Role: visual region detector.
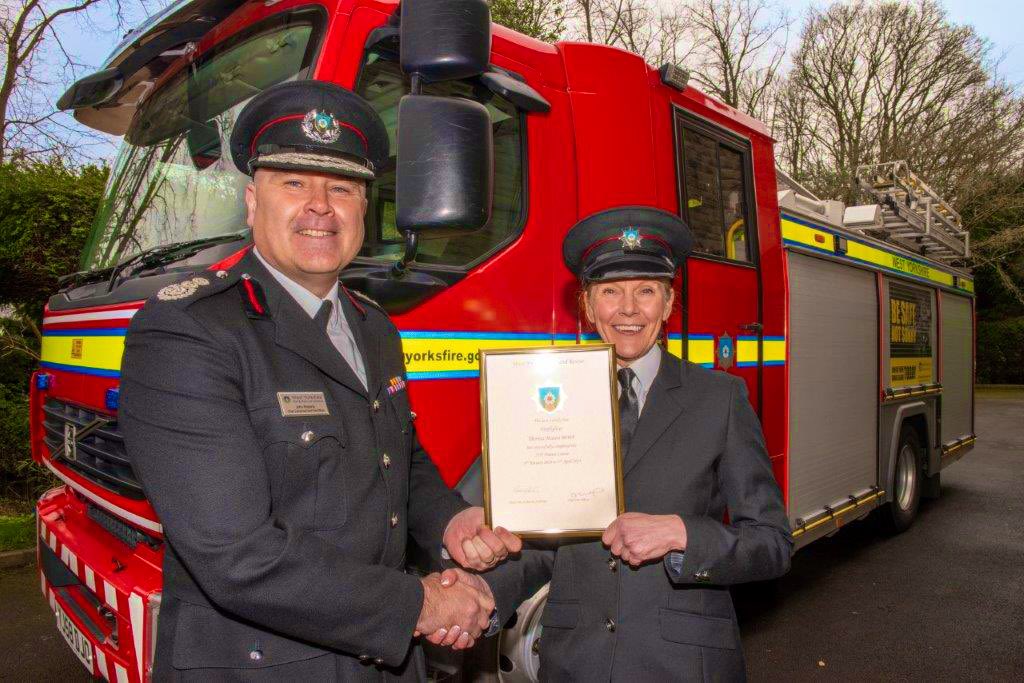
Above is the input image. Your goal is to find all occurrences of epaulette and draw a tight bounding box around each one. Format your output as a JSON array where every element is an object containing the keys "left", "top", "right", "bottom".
[{"left": 152, "top": 267, "right": 241, "bottom": 307}]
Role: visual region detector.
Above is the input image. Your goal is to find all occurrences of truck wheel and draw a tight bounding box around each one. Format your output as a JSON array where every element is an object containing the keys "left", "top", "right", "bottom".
[
  {"left": 497, "top": 584, "right": 548, "bottom": 683},
  {"left": 882, "top": 425, "right": 924, "bottom": 533}
]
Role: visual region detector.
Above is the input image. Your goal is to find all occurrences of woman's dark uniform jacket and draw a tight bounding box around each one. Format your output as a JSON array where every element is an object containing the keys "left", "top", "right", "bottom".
[
  {"left": 119, "top": 250, "right": 472, "bottom": 680},
  {"left": 484, "top": 354, "right": 793, "bottom": 682}
]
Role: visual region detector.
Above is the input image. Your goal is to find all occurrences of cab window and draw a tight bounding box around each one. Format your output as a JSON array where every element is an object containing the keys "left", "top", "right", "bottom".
[
  {"left": 354, "top": 48, "right": 525, "bottom": 269},
  {"left": 675, "top": 113, "right": 755, "bottom": 263}
]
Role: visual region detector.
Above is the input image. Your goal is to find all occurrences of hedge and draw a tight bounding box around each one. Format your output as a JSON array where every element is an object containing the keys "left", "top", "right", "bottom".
[{"left": 976, "top": 317, "right": 1024, "bottom": 384}]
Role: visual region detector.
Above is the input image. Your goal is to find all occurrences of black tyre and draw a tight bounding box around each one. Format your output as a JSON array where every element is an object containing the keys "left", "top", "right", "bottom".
[{"left": 881, "top": 425, "right": 924, "bottom": 533}]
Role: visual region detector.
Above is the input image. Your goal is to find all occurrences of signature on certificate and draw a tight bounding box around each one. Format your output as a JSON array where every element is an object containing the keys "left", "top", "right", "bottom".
[{"left": 568, "top": 487, "right": 606, "bottom": 502}]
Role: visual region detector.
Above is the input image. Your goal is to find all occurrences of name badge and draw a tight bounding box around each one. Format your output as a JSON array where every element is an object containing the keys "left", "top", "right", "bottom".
[{"left": 277, "top": 392, "right": 330, "bottom": 417}]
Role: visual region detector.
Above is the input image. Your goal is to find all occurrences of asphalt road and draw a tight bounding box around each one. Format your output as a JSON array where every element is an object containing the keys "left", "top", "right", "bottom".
[{"left": 2, "top": 391, "right": 1022, "bottom": 681}]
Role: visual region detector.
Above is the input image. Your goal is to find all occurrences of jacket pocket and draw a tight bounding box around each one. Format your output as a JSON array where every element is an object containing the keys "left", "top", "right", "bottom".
[
  {"left": 540, "top": 600, "right": 580, "bottom": 629},
  {"left": 658, "top": 608, "right": 738, "bottom": 650},
  {"left": 255, "top": 412, "right": 348, "bottom": 530},
  {"left": 170, "top": 600, "right": 329, "bottom": 670}
]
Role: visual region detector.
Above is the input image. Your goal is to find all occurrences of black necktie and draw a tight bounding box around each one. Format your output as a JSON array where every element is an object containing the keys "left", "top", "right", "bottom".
[
  {"left": 618, "top": 367, "right": 639, "bottom": 456},
  {"left": 314, "top": 300, "right": 332, "bottom": 330}
]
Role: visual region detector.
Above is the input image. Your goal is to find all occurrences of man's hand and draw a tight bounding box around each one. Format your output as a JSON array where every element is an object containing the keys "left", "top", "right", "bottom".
[
  {"left": 443, "top": 506, "right": 522, "bottom": 571},
  {"left": 416, "top": 570, "right": 495, "bottom": 650},
  {"left": 602, "top": 512, "right": 687, "bottom": 568}
]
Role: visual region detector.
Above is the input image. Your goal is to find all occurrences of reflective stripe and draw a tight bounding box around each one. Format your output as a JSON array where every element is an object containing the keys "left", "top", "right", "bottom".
[
  {"left": 95, "top": 648, "right": 110, "bottom": 681},
  {"left": 104, "top": 581, "right": 118, "bottom": 610},
  {"left": 40, "top": 334, "right": 125, "bottom": 375},
  {"left": 42, "top": 458, "right": 163, "bottom": 533},
  {"left": 85, "top": 566, "right": 97, "bottom": 592},
  {"left": 43, "top": 308, "right": 139, "bottom": 325},
  {"left": 781, "top": 213, "right": 973, "bottom": 293},
  {"left": 129, "top": 593, "right": 145, "bottom": 682},
  {"left": 115, "top": 663, "right": 129, "bottom": 683}
]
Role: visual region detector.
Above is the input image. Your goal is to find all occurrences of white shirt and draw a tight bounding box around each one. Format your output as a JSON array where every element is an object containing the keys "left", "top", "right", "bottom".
[{"left": 253, "top": 247, "right": 367, "bottom": 389}]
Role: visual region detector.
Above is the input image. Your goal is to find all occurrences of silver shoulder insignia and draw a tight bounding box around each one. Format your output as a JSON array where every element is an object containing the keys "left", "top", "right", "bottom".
[
  {"left": 350, "top": 289, "right": 382, "bottom": 309},
  {"left": 157, "top": 277, "right": 211, "bottom": 301}
]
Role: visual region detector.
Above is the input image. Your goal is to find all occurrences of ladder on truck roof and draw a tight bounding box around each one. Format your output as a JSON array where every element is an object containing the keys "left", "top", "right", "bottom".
[{"left": 854, "top": 161, "right": 969, "bottom": 262}]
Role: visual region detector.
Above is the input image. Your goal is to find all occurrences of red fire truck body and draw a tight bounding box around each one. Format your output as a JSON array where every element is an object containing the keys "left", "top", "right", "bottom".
[{"left": 31, "top": 0, "right": 976, "bottom": 679}]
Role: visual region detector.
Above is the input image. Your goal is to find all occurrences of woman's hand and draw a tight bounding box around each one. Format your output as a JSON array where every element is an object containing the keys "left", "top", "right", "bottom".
[
  {"left": 602, "top": 512, "right": 687, "bottom": 568},
  {"left": 443, "top": 506, "right": 523, "bottom": 570}
]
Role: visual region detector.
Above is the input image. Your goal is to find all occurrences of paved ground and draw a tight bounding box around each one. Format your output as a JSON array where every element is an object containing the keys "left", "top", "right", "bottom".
[
  {"left": 2, "top": 392, "right": 1021, "bottom": 681},
  {"left": 737, "top": 390, "right": 1024, "bottom": 681}
]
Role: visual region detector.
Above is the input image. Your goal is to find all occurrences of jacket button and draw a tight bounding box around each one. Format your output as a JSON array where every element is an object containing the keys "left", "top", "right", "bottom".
[
  {"left": 607, "top": 557, "right": 617, "bottom": 572},
  {"left": 374, "top": 657, "right": 384, "bottom": 665},
  {"left": 300, "top": 430, "right": 315, "bottom": 443},
  {"left": 372, "top": 400, "right": 381, "bottom": 412},
  {"left": 358, "top": 654, "right": 371, "bottom": 662},
  {"left": 390, "top": 513, "right": 399, "bottom": 527},
  {"left": 249, "top": 649, "right": 263, "bottom": 661},
  {"left": 382, "top": 454, "right": 391, "bottom": 469},
  {"left": 605, "top": 618, "right": 616, "bottom": 632},
  {"left": 216, "top": 270, "right": 228, "bottom": 279}
]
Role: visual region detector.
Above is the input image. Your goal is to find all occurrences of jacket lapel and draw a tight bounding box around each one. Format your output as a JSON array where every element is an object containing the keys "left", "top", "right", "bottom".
[
  {"left": 338, "top": 289, "right": 383, "bottom": 399},
  {"left": 622, "top": 354, "right": 692, "bottom": 476},
  {"left": 243, "top": 253, "right": 369, "bottom": 399}
]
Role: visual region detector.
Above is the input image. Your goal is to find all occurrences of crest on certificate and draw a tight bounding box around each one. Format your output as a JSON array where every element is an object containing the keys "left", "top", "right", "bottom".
[{"left": 537, "top": 386, "right": 562, "bottom": 412}]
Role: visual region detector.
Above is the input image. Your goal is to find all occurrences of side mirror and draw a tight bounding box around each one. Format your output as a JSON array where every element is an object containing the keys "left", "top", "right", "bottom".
[
  {"left": 400, "top": 0, "right": 491, "bottom": 83},
  {"left": 57, "top": 68, "right": 123, "bottom": 110},
  {"left": 396, "top": 95, "right": 493, "bottom": 236}
]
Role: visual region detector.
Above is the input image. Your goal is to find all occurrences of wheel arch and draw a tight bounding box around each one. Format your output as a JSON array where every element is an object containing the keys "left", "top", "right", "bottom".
[{"left": 882, "top": 401, "right": 929, "bottom": 506}]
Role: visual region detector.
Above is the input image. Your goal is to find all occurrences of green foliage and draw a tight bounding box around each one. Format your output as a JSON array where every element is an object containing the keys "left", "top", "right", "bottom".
[
  {"left": 0, "top": 160, "right": 104, "bottom": 506},
  {"left": 0, "top": 382, "right": 49, "bottom": 503},
  {"left": 0, "top": 514, "right": 35, "bottom": 551},
  {"left": 489, "top": 0, "right": 566, "bottom": 42},
  {"left": 976, "top": 317, "right": 1024, "bottom": 384},
  {"left": 0, "top": 160, "right": 109, "bottom": 316}
]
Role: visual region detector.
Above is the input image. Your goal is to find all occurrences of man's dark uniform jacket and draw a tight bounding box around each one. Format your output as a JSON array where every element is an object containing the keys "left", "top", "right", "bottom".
[{"left": 120, "top": 249, "right": 470, "bottom": 680}]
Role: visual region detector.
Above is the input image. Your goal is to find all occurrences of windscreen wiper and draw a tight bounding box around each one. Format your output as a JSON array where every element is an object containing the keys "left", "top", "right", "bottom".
[{"left": 107, "top": 232, "right": 249, "bottom": 290}]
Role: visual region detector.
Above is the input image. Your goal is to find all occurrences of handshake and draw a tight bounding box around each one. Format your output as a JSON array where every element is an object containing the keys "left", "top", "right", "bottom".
[{"left": 414, "top": 506, "right": 524, "bottom": 650}]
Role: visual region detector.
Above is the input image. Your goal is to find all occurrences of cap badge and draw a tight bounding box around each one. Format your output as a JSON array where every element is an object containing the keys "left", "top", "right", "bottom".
[
  {"left": 302, "top": 109, "right": 341, "bottom": 144},
  {"left": 619, "top": 227, "right": 643, "bottom": 250},
  {"left": 157, "top": 277, "right": 210, "bottom": 301}
]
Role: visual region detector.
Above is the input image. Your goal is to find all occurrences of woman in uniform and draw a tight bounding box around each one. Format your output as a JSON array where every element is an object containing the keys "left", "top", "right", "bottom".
[{"left": 478, "top": 206, "right": 792, "bottom": 682}]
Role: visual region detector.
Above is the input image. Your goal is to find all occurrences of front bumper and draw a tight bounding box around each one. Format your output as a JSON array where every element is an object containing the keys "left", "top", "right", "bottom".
[{"left": 37, "top": 486, "right": 162, "bottom": 682}]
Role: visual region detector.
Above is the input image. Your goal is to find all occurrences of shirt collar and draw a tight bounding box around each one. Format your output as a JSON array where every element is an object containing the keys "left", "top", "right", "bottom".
[
  {"left": 253, "top": 246, "right": 339, "bottom": 320},
  {"left": 626, "top": 343, "right": 662, "bottom": 401}
]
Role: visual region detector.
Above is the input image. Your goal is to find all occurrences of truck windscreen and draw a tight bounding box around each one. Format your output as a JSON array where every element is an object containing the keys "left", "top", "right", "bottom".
[{"left": 79, "top": 9, "right": 323, "bottom": 271}]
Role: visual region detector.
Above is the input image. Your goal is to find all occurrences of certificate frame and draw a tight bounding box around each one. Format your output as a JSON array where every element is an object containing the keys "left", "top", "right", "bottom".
[{"left": 479, "top": 344, "right": 625, "bottom": 539}]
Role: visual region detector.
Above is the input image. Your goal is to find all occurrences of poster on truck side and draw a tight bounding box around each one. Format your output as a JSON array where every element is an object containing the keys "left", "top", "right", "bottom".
[{"left": 888, "top": 282, "right": 934, "bottom": 387}]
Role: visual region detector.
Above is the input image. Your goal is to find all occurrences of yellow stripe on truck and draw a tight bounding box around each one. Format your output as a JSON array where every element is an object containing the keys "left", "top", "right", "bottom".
[{"left": 781, "top": 214, "right": 973, "bottom": 294}]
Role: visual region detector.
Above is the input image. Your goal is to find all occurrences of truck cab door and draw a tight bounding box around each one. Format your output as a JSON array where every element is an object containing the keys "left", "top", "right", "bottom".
[{"left": 673, "top": 110, "right": 762, "bottom": 410}]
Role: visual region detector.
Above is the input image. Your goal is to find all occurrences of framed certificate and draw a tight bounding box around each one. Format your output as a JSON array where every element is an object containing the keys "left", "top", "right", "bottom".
[{"left": 480, "top": 344, "right": 625, "bottom": 538}]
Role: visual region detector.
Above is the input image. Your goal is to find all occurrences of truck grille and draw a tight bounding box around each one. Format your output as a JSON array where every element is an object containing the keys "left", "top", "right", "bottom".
[{"left": 42, "top": 399, "right": 145, "bottom": 499}]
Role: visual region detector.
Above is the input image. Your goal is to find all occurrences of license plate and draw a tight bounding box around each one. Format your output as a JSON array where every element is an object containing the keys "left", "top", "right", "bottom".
[{"left": 55, "top": 600, "right": 94, "bottom": 672}]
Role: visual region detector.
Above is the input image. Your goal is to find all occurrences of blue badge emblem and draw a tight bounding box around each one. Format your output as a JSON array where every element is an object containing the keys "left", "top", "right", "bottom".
[
  {"left": 538, "top": 386, "right": 561, "bottom": 412},
  {"left": 302, "top": 109, "right": 341, "bottom": 143},
  {"left": 619, "top": 227, "right": 643, "bottom": 250},
  {"left": 716, "top": 333, "right": 734, "bottom": 369}
]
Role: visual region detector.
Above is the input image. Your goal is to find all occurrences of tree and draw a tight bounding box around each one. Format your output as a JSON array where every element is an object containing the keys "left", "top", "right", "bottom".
[
  {"left": 564, "top": 0, "right": 685, "bottom": 66},
  {"left": 490, "top": 0, "right": 568, "bottom": 42},
  {"left": 0, "top": 159, "right": 108, "bottom": 324},
  {"left": 781, "top": 0, "right": 1024, "bottom": 204},
  {"left": 682, "top": 0, "right": 789, "bottom": 120},
  {"left": 0, "top": 160, "right": 106, "bottom": 504},
  {"left": 0, "top": 0, "right": 142, "bottom": 162}
]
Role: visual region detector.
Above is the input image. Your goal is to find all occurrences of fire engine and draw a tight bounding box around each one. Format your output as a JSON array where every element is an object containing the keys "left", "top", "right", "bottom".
[{"left": 32, "top": 0, "right": 976, "bottom": 680}]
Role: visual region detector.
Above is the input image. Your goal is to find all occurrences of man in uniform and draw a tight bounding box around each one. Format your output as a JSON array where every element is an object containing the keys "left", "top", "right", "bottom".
[{"left": 120, "top": 80, "right": 518, "bottom": 680}]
